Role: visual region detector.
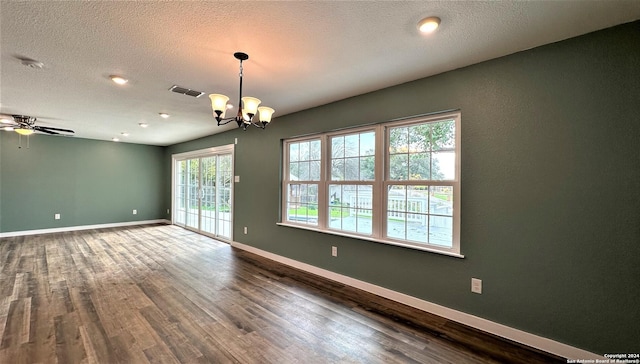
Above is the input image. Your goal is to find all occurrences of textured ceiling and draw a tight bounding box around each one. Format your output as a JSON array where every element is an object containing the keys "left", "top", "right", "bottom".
[{"left": 1, "top": 1, "right": 639, "bottom": 146}]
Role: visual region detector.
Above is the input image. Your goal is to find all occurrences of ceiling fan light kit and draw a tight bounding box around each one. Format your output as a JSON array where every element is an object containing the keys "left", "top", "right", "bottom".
[
  {"left": 15, "top": 128, "right": 35, "bottom": 136},
  {"left": 209, "top": 52, "right": 275, "bottom": 131}
]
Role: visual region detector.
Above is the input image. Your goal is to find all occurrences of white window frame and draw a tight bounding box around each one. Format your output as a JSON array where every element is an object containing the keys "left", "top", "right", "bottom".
[
  {"left": 279, "top": 111, "right": 462, "bottom": 258},
  {"left": 282, "top": 137, "right": 324, "bottom": 227},
  {"left": 326, "top": 127, "right": 378, "bottom": 236}
]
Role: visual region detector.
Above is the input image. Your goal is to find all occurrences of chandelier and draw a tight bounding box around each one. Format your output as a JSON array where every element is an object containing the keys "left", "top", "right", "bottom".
[{"left": 209, "top": 52, "right": 275, "bottom": 131}]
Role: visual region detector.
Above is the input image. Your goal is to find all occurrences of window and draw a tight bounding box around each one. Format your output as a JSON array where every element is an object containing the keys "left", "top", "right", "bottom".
[
  {"left": 329, "top": 131, "right": 376, "bottom": 235},
  {"left": 281, "top": 112, "right": 461, "bottom": 255},
  {"left": 386, "top": 119, "right": 456, "bottom": 248},
  {"left": 286, "top": 139, "right": 321, "bottom": 225}
]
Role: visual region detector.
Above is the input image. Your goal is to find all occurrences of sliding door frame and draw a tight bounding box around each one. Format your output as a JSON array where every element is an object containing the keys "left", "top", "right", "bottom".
[{"left": 171, "top": 144, "right": 235, "bottom": 242}]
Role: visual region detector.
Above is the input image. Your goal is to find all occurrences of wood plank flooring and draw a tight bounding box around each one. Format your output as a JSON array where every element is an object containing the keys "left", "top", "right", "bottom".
[{"left": 0, "top": 224, "right": 565, "bottom": 363}]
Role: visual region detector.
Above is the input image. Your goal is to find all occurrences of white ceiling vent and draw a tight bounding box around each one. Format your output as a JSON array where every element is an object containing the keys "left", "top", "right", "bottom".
[{"left": 169, "top": 85, "right": 205, "bottom": 98}]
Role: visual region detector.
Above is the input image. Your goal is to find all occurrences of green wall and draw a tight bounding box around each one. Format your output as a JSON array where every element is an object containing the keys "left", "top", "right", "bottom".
[
  {"left": 165, "top": 21, "right": 640, "bottom": 354},
  {"left": 0, "top": 133, "right": 167, "bottom": 232}
]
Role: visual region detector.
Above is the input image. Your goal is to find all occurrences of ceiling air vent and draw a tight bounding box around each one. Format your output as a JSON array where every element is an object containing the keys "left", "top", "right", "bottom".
[{"left": 169, "top": 85, "right": 205, "bottom": 98}]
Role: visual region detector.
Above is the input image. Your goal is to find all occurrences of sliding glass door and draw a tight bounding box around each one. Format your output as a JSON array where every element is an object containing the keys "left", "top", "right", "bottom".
[
  {"left": 200, "top": 154, "right": 233, "bottom": 237},
  {"left": 173, "top": 146, "right": 234, "bottom": 241}
]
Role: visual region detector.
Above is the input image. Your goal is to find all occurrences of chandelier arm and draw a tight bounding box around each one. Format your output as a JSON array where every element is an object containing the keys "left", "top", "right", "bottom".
[
  {"left": 249, "top": 121, "right": 266, "bottom": 129},
  {"left": 216, "top": 116, "right": 237, "bottom": 126},
  {"left": 241, "top": 121, "right": 265, "bottom": 131}
]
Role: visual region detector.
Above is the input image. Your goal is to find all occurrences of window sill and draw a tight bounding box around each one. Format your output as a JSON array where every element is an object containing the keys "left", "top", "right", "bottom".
[{"left": 276, "top": 222, "right": 465, "bottom": 259}]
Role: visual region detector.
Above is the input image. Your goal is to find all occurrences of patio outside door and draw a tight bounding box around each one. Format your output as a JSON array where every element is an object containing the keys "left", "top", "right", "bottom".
[{"left": 174, "top": 147, "right": 233, "bottom": 241}]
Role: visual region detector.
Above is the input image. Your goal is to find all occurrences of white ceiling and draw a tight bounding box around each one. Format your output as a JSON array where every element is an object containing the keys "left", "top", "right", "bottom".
[{"left": 1, "top": 1, "right": 639, "bottom": 146}]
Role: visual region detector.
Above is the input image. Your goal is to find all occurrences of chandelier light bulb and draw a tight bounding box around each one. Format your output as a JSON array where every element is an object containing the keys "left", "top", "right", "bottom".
[
  {"left": 258, "top": 106, "right": 275, "bottom": 124},
  {"left": 209, "top": 94, "right": 230, "bottom": 114},
  {"left": 241, "top": 97, "right": 261, "bottom": 119}
]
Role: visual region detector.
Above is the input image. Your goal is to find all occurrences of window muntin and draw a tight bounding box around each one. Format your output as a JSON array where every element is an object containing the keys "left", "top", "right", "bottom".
[
  {"left": 386, "top": 185, "right": 453, "bottom": 247},
  {"left": 286, "top": 183, "right": 319, "bottom": 225},
  {"left": 281, "top": 112, "right": 460, "bottom": 255},
  {"left": 330, "top": 131, "right": 375, "bottom": 181},
  {"left": 289, "top": 139, "right": 321, "bottom": 182},
  {"left": 328, "top": 184, "right": 373, "bottom": 235},
  {"left": 388, "top": 119, "right": 456, "bottom": 181}
]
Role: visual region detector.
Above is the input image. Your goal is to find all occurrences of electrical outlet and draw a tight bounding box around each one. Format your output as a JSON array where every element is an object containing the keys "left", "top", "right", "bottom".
[
  {"left": 471, "top": 278, "right": 482, "bottom": 294},
  {"left": 235, "top": 175, "right": 240, "bottom": 183},
  {"left": 54, "top": 213, "right": 61, "bottom": 220},
  {"left": 331, "top": 246, "right": 338, "bottom": 257},
  {"left": 244, "top": 226, "right": 248, "bottom": 234},
  {"left": 133, "top": 209, "right": 137, "bottom": 215},
  {"left": 167, "top": 209, "right": 170, "bottom": 214}
]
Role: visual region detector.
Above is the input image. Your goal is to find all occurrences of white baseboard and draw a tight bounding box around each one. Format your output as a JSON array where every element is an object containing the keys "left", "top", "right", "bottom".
[
  {"left": 0, "top": 219, "right": 171, "bottom": 238},
  {"left": 231, "top": 241, "right": 602, "bottom": 361}
]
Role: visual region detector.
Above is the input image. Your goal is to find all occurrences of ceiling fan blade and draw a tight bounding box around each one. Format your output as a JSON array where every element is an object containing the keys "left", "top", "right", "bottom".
[
  {"left": 34, "top": 127, "right": 59, "bottom": 135},
  {"left": 35, "top": 126, "right": 74, "bottom": 133},
  {"left": 1, "top": 117, "right": 20, "bottom": 126}
]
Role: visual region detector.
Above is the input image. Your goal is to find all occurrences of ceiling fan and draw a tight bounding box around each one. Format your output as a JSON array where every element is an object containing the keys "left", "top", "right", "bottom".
[{"left": 0, "top": 114, "right": 75, "bottom": 136}]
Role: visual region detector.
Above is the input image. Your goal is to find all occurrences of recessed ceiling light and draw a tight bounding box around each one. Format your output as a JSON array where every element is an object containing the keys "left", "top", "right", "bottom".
[
  {"left": 3, "top": 126, "right": 14, "bottom": 131},
  {"left": 159, "top": 113, "right": 170, "bottom": 119},
  {"left": 139, "top": 123, "right": 149, "bottom": 128},
  {"left": 110, "top": 75, "right": 128, "bottom": 85},
  {"left": 1, "top": 117, "right": 13, "bottom": 124},
  {"left": 226, "top": 104, "right": 234, "bottom": 110},
  {"left": 418, "top": 17, "right": 440, "bottom": 34},
  {"left": 112, "top": 137, "right": 120, "bottom": 142},
  {"left": 121, "top": 132, "right": 129, "bottom": 137}
]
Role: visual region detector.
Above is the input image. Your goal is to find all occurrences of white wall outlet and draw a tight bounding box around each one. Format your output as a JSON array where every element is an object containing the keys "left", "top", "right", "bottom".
[
  {"left": 234, "top": 175, "right": 240, "bottom": 183},
  {"left": 235, "top": 137, "right": 238, "bottom": 145},
  {"left": 167, "top": 209, "right": 170, "bottom": 214},
  {"left": 331, "top": 246, "right": 338, "bottom": 257},
  {"left": 132, "top": 209, "right": 137, "bottom": 215},
  {"left": 54, "top": 213, "right": 61, "bottom": 220},
  {"left": 471, "top": 278, "right": 482, "bottom": 294},
  {"left": 244, "top": 226, "right": 248, "bottom": 234}
]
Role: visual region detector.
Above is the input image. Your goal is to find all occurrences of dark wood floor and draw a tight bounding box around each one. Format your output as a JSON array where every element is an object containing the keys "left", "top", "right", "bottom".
[{"left": 0, "top": 224, "right": 564, "bottom": 363}]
